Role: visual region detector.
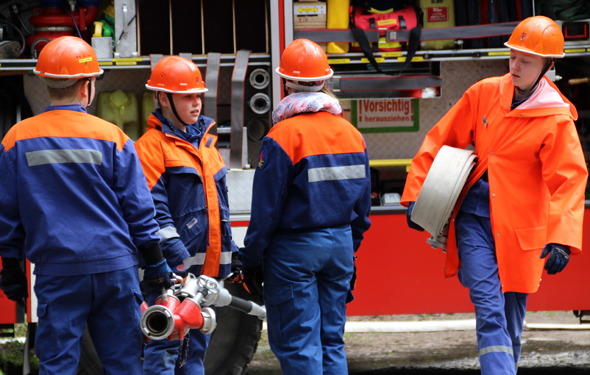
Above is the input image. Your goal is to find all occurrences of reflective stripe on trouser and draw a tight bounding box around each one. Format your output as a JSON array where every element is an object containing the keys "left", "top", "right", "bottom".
[
  {"left": 143, "top": 287, "right": 210, "bottom": 375},
  {"left": 34, "top": 267, "right": 144, "bottom": 375},
  {"left": 456, "top": 211, "right": 528, "bottom": 375},
  {"left": 263, "top": 224, "right": 354, "bottom": 375}
]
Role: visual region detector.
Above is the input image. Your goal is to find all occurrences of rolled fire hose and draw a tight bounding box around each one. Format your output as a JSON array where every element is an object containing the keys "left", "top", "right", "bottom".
[{"left": 410, "top": 145, "right": 476, "bottom": 251}]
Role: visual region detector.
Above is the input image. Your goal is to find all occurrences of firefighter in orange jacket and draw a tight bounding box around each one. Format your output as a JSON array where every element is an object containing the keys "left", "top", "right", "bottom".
[
  {"left": 402, "top": 17, "right": 587, "bottom": 375},
  {"left": 134, "top": 56, "right": 240, "bottom": 375}
]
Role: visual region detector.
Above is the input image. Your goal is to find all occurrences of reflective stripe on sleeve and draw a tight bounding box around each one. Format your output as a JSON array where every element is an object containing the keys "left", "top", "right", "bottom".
[
  {"left": 308, "top": 164, "right": 365, "bottom": 183},
  {"left": 184, "top": 251, "right": 232, "bottom": 267},
  {"left": 479, "top": 345, "right": 514, "bottom": 357},
  {"left": 26, "top": 149, "right": 103, "bottom": 166},
  {"left": 156, "top": 226, "right": 180, "bottom": 244}
]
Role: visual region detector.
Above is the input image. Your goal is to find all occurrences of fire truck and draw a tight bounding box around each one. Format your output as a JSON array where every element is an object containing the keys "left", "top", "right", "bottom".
[{"left": 1, "top": 0, "right": 590, "bottom": 373}]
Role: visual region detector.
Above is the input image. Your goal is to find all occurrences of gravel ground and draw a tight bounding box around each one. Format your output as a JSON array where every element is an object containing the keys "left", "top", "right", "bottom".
[{"left": 247, "top": 311, "right": 590, "bottom": 374}]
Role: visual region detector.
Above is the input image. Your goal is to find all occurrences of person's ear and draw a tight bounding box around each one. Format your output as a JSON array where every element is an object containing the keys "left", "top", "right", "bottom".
[
  {"left": 80, "top": 79, "right": 90, "bottom": 99},
  {"left": 158, "top": 92, "right": 169, "bottom": 108}
]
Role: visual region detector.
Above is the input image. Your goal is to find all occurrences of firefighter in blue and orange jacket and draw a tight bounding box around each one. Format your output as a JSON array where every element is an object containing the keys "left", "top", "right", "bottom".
[
  {"left": 134, "top": 56, "right": 240, "bottom": 375},
  {"left": 239, "top": 39, "right": 372, "bottom": 375},
  {"left": 0, "top": 36, "right": 171, "bottom": 374}
]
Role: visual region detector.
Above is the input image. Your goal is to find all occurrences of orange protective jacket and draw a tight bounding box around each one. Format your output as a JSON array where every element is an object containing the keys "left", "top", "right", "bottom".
[
  {"left": 135, "top": 113, "right": 235, "bottom": 277},
  {"left": 401, "top": 74, "right": 588, "bottom": 293}
]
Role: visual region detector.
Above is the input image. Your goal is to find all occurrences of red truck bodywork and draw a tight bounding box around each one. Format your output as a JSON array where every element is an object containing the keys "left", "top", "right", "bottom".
[{"left": 2, "top": 211, "right": 589, "bottom": 323}]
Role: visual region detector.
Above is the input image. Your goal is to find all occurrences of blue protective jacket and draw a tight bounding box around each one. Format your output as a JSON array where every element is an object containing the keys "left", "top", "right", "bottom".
[
  {"left": 134, "top": 110, "right": 237, "bottom": 278},
  {"left": 241, "top": 111, "right": 372, "bottom": 267},
  {"left": 0, "top": 105, "right": 161, "bottom": 276}
]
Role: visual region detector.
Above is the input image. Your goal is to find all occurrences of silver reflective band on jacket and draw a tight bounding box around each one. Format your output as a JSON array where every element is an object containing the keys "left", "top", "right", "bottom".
[
  {"left": 308, "top": 164, "right": 365, "bottom": 183},
  {"left": 184, "top": 252, "right": 232, "bottom": 267},
  {"left": 26, "top": 149, "right": 103, "bottom": 166},
  {"left": 156, "top": 226, "right": 180, "bottom": 244}
]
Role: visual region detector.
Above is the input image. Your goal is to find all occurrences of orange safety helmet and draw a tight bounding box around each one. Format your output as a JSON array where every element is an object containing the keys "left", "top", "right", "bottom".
[
  {"left": 505, "top": 16, "right": 565, "bottom": 58},
  {"left": 276, "top": 39, "right": 333, "bottom": 81},
  {"left": 145, "top": 56, "right": 208, "bottom": 94},
  {"left": 34, "top": 36, "right": 103, "bottom": 87}
]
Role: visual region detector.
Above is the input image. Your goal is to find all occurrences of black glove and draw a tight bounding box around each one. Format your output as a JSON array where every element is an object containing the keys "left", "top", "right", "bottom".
[
  {"left": 540, "top": 243, "right": 571, "bottom": 275},
  {"left": 231, "top": 251, "right": 243, "bottom": 275},
  {"left": 242, "top": 265, "right": 263, "bottom": 296},
  {"left": 406, "top": 201, "right": 424, "bottom": 231},
  {"left": 0, "top": 257, "right": 28, "bottom": 307},
  {"left": 143, "top": 259, "right": 174, "bottom": 289},
  {"left": 139, "top": 243, "right": 174, "bottom": 289},
  {"left": 225, "top": 252, "right": 245, "bottom": 284}
]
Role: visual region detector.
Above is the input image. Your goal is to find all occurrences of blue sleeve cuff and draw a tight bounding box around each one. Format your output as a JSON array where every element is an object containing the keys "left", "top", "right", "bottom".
[
  {"left": 239, "top": 247, "right": 261, "bottom": 268},
  {"left": 161, "top": 237, "right": 190, "bottom": 268},
  {"left": 353, "top": 239, "right": 362, "bottom": 252}
]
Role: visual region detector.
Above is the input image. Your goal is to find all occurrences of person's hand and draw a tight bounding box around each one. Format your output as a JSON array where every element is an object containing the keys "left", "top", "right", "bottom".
[
  {"left": 143, "top": 259, "right": 174, "bottom": 289},
  {"left": 540, "top": 243, "right": 571, "bottom": 275},
  {"left": 242, "top": 265, "right": 263, "bottom": 296},
  {"left": 172, "top": 263, "right": 189, "bottom": 279},
  {"left": 350, "top": 256, "right": 357, "bottom": 291},
  {"left": 231, "top": 252, "right": 243, "bottom": 276},
  {"left": 0, "top": 258, "right": 28, "bottom": 307},
  {"left": 406, "top": 201, "right": 424, "bottom": 231},
  {"left": 346, "top": 256, "right": 357, "bottom": 304},
  {"left": 225, "top": 252, "right": 245, "bottom": 284}
]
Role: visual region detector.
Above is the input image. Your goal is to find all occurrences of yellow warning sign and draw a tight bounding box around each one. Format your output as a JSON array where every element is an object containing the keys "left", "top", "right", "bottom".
[
  {"left": 377, "top": 19, "right": 397, "bottom": 27},
  {"left": 361, "top": 58, "right": 385, "bottom": 63},
  {"left": 328, "top": 58, "right": 350, "bottom": 64}
]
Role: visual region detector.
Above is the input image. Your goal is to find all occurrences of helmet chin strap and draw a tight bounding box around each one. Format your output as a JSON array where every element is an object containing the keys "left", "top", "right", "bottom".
[
  {"left": 516, "top": 59, "right": 554, "bottom": 97},
  {"left": 166, "top": 93, "right": 190, "bottom": 127},
  {"left": 285, "top": 81, "right": 324, "bottom": 92},
  {"left": 515, "top": 85, "right": 535, "bottom": 97},
  {"left": 86, "top": 78, "right": 93, "bottom": 108}
]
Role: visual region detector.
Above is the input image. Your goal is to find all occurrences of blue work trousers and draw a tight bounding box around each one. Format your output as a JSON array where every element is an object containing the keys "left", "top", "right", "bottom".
[
  {"left": 34, "top": 266, "right": 144, "bottom": 375},
  {"left": 143, "top": 287, "right": 210, "bottom": 375},
  {"left": 456, "top": 211, "right": 528, "bottom": 375},
  {"left": 263, "top": 225, "right": 354, "bottom": 375}
]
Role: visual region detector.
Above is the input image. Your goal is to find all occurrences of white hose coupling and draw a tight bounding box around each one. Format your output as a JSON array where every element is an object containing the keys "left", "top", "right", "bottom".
[{"left": 200, "top": 306, "right": 217, "bottom": 334}]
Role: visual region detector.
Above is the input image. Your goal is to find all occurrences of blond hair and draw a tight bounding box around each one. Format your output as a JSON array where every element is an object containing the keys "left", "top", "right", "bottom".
[{"left": 320, "top": 85, "right": 338, "bottom": 100}]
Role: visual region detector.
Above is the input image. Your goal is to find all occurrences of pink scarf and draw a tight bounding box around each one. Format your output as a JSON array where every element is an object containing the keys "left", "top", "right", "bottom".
[{"left": 272, "top": 92, "right": 342, "bottom": 124}]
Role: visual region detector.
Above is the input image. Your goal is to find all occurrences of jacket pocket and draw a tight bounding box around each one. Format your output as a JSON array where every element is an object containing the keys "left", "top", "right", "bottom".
[
  {"left": 265, "top": 284, "right": 297, "bottom": 343},
  {"left": 132, "top": 288, "right": 144, "bottom": 305},
  {"left": 175, "top": 209, "right": 207, "bottom": 249},
  {"left": 515, "top": 226, "right": 546, "bottom": 251},
  {"left": 220, "top": 206, "right": 231, "bottom": 237}
]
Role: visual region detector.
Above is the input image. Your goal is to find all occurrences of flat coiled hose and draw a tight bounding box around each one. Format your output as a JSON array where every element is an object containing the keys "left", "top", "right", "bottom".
[{"left": 411, "top": 145, "right": 476, "bottom": 251}]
